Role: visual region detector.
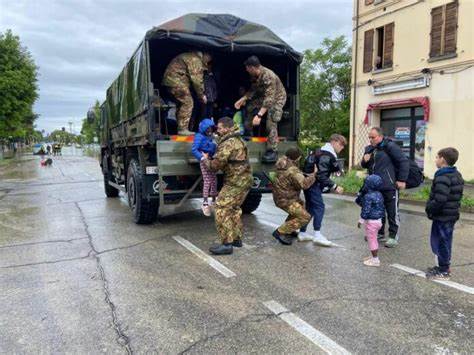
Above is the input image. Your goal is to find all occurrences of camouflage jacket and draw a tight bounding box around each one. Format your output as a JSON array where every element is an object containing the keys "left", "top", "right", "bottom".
[
  {"left": 246, "top": 66, "right": 287, "bottom": 109},
  {"left": 206, "top": 125, "right": 253, "bottom": 188},
  {"left": 273, "top": 156, "right": 316, "bottom": 208},
  {"left": 162, "top": 52, "right": 205, "bottom": 97}
]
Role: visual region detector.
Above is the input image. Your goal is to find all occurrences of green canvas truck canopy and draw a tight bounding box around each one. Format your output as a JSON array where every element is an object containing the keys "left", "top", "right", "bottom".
[{"left": 146, "top": 13, "right": 302, "bottom": 63}]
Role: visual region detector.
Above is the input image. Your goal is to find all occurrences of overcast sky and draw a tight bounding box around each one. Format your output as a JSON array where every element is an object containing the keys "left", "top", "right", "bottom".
[{"left": 0, "top": 0, "right": 353, "bottom": 134}]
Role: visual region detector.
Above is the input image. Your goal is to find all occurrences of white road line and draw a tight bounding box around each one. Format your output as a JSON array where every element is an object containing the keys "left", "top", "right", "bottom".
[
  {"left": 391, "top": 264, "right": 474, "bottom": 295},
  {"left": 257, "top": 218, "right": 343, "bottom": 248},
  {"left": 172, "top": 236, "right": 236, "bottom": 278},
  {"left": 263, "top": 300, "right": 351, "bottom": 355}
]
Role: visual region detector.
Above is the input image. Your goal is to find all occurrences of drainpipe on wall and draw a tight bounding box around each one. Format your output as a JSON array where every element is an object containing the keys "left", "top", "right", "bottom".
[{"left": 351, "top": 0, "right": 360, "bottom": 168}]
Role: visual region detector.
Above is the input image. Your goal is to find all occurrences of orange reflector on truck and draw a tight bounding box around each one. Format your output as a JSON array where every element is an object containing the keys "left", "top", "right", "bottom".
[
  {"left": 251, "top": 137, "right": 267, "bottom": 143},
  {"left": 170, "top": 135, "right": 195, "bottom": 142},
  {"left": 170, "top": 136, "right": 284, "bottom": 143}
]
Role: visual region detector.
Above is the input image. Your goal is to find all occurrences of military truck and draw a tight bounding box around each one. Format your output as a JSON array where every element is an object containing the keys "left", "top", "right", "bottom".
[{"left": 95, "top": 13, "right": 302, "bottom": 224}]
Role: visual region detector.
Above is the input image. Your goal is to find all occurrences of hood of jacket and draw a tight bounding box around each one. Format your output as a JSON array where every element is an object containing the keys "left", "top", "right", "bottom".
[
  {"left": 365, "top": 174, "right": 383, "bottom": 191},
  {"left": 217, "top": 124, "right": 241, "bottom": 144},
  {"left": 435, "top": 166, "right": 457, "bottom": 177},
  {"left": 275, "top": 156, "right": 298, "bottom": 171},
  {"left": 198, "top": 118, "right": 215, "bottom": 135},
  {"left": 320, "top": 142, "right": 337, "bottom": 158}
]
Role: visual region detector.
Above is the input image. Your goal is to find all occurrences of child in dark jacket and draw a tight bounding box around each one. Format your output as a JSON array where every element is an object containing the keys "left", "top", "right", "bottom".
[
  {"left": 192, "top": 119, "right": 217, "bottom": 216},
  {"left": 356, "top": 174, "right": 385, "bottom": 267},
  {"left": 425, "top": 147, "right": 464, "bottom": 280}
]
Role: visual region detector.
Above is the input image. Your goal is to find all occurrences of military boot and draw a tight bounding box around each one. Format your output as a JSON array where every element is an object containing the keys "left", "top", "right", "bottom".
[
  {"left": 232, "top": 239, "right": 243, "bottom": 248},
  {"left": 272, "top": 230, "right": 293, "bottom": 245},
  {"left": 177, "top": 129, "right": 195, "bottom": 136},
  {"left": 209, "top": 243, "right": 233, "bottom": 255},
  {"left": 262, "top": 150, "right": 278, "bottom": 163}
]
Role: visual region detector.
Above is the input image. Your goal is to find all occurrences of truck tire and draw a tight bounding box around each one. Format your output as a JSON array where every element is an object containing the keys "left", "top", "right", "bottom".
[
  {"left": 241, "top": 191, "right": 262, "bottom": 214},
  {"left": 127, "top": 159, "right": 158, "bottom": 224},
  {"left": 103, "top": 156, "right": 119, "bottom": 198}
]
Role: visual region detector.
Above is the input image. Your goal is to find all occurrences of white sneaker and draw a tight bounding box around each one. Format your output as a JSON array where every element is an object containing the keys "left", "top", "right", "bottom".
[
  {"left": 297, "top": 232, "right": 314, "bottom": 242},
  {"left": 312, "top": 233, "right": 333, "bottom": 247},
  {"left": 201, "top": 203, "right": 211, "bottom": 217},
  {"left": 363, "top": 257, "right": 380, "bottom": 267}
]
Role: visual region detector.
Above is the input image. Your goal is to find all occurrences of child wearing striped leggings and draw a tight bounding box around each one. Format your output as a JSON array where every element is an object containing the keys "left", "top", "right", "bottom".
[{"left": 192, "top": 119, "right": 217, "bottom": 216}]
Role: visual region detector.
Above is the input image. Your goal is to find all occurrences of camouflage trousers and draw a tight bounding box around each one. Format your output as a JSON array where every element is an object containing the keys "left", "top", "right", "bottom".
[
  {"left": 215, "top": 183, "right": 251, "bottom": 244},
  {"left": 168, "top": 86, "right": 194, "bottom": 131},
  {"left": 277, "top": 201, "right": 311, "bottom": 235},
  {"left": 246, "top": 101, "right": 284, "bottom": 151}
]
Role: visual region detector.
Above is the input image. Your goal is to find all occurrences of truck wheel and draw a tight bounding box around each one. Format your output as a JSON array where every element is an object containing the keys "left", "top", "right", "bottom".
[
  {"left": 241, "top": 191, "right": 262, "bottom": 214},
  {"left": 127, "top": 159, "right": 158, "bottom": 224},
  {"left": 103, "top": 156, "right": 119, "bottom": 198}
]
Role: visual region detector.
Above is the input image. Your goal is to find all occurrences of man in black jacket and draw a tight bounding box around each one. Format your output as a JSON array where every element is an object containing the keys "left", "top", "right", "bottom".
[
  {"left": 425, "top": 147, "right": 464, "bottom": 280},
  {"left": 300, "top": 134, "right": 346, "bottom": 246},
  {"left": 361, "top": 127, "right": 409, "bottom": 248}
]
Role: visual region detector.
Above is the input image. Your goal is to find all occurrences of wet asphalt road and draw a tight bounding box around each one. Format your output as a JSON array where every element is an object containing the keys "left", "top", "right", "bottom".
[{"left": 0, "top": 153, "right": 473, "bottom": 354}]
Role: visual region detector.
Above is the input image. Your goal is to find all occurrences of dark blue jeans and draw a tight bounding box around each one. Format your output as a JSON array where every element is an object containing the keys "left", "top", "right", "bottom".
[
  {"left": 430, "top": 220, "right": 455, "bottom": 272},
  {"left": 300, "top": 184, "right": 325, "bottom": 232}
]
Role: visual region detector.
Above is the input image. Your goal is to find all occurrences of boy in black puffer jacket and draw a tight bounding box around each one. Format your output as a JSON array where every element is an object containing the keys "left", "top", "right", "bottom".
[{"left": 425, "top": 147, "right": 464, "bottom": 280}]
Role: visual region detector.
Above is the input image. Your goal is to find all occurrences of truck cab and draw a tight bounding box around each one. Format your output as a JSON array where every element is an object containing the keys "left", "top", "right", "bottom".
[{"left": 97, "top": 13, "right": 302, "bottom": 223}]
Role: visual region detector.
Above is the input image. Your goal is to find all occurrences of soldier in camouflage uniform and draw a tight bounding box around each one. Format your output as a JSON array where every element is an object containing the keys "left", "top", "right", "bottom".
[
  {"left": 272, "top": 148, "right": 317, "bottom": 245},
  {"left": 234, "top": 55, "right": 287, "bottom": 162},
  {"left": 202, "top": 117, "right": 253, "bottom": 255},
  {"left": 162, "top": 51, "right": 212, "bottom": 135}
]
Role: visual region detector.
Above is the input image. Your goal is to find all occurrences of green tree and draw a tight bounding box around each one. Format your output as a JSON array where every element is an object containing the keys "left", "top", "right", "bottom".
[
  {"left": 80, "top": 100, "right": 101, "bottom": 144},
  {"left": 48, "top": 130, "right": 77, "bottom": 145},
  {"left": 300, "top": 36, "right": 351, "bottom": 154},
  {"left": 0, "top": 29, "right": 39, "bottom": 139}
]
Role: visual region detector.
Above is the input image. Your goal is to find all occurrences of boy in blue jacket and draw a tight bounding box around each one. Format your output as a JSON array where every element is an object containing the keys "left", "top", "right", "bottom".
[
  {"left": 356, "top": 174, "right": 385, "bottom": 267},
  {"left": 425, "top": 147, "right": 464, "bottom": 280},
  {"left": 192, "top": 119, "right": 217, "bottom": 216}
]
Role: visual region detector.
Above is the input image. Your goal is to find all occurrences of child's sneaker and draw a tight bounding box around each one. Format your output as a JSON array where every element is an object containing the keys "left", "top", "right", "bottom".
[
  {"left": 297, "top": 232, "right": 313, "bottom": 242},
  {"left": 313, "top": 232, "right": 333, "bottom": 247},
  {"left": 426, "top": 266, "right": 439, "bottom": 274},
  {"left": 426, "top": 269, "right": 451, "bottom": 280},
  {"left": 363, "top": 257, "right": 380, "bottom": 267},
  {"left": 201, "top": 203, "right": 211, "bottom": 217}
]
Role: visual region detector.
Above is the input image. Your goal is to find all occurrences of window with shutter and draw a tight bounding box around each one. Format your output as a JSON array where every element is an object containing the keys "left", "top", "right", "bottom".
[
  {"left": 430, "top": 1, "right": 458, "bottom": 59},
  {"left": 363, "top": 29, "right": 374, "bottom": 73},
  {"left": 383, "top": 23, "right": 394, "bottom": 68},
  {"left": 430, "top": 6, "right": 444, "bottom": 57},
  {"left": 444, "top": 2, "right": 458, "bottom": 54}
]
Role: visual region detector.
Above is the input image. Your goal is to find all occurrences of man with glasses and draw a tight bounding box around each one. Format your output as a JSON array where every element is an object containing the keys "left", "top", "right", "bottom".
[{"left": 361, "top": 127, "right": 409, "bottom": 248}]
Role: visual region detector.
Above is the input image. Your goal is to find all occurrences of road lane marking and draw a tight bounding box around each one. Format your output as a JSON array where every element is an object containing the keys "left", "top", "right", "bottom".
[
  {"left": 263, "top": 300, "right": 351, "bottom": 355},
  {"left": 391, "top": 264, "right": 474, "bottom": 295},
  {"left": 172, "top": 236, "right": 236, "bottom": 278},
  {"left": 257, "top": 218, "right": 343, "bottom": 248}
]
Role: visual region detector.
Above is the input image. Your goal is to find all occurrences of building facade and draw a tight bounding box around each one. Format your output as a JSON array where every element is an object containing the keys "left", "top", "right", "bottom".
[{"left": 350, "top": 0, "right": 473, "bottom": 179}]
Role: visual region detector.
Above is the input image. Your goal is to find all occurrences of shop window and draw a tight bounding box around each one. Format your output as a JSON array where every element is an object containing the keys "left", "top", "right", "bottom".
[
  {"left": 381, "top": 108, "right": 411, "bottom": 119},
  {"left": 429, "top": 1, "right": 458, "bottom": 60},
  {"left": 415, "top": 107, "right": 424, "bottom": 116}
]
